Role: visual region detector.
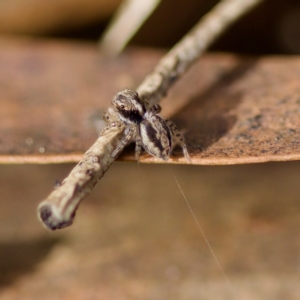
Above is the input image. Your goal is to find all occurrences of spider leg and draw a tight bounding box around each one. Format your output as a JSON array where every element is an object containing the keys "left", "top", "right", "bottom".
[
  {"left": 148, "top": 103, "right": 161, "bottom": 114},
  {"left": 100, "top": 108, "right": 121, "bottom": 135},
  {"left": 134, "top": 126, "right": 143, "bottom": 161},
  {"left": 111, "top": 125, "right": 135, "bottom": 158},
  {"left": 166, "top": 120, "right": 191, "bottom": 162}
]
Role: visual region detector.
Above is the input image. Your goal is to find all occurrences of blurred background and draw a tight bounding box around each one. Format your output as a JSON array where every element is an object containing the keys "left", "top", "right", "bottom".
[
  {"left": 0, "top": 0, "right": 300, "bottom": 54},
  {"left": 2, "top": 0, "right": 300, "bottom": 299}
]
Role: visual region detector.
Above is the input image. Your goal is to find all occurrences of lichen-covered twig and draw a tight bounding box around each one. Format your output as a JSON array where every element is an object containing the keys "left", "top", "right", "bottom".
[
  {"left": 38, "top": 0, "right": 264, "bottom": 230},
  {"left": 38, "top": 119, "right": 124, "bottom": 230},
  {"left": 137, "top": 0, "right": 265, "bottom": 105}
]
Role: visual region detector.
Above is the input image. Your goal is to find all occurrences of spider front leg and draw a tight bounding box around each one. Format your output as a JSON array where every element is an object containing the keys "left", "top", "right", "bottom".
[
  {"left": 100, "top": 107, "right": 121, "bottom": 135},
  {"left": 166, "top": 120, "right": 191, "bottom": 162},
  {"left": 111, "top": 124, "right": 136, "bottom": 158}
]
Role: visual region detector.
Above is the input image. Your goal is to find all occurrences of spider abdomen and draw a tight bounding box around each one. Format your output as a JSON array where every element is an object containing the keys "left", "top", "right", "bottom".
[{"left": 140, "top": 115, "right": 172, "bottom": 160}]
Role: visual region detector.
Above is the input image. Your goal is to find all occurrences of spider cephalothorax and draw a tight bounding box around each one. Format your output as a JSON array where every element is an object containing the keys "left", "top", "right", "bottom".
[
  {"left": 112, "top": 89, "right": 145, "bottom": 124},
  {"left": 109, "top": 89, "right": 190, "bottom": 161}
]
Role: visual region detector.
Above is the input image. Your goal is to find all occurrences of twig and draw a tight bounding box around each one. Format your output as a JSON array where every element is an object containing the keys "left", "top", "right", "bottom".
[
  {"left": 137, "top": 0, "right": 265, "bottom": 105},
  {"left": 38, "top": 0, "right": 264, "bottom": 230},
  {"left": 100, "top": 0, "right": 161, "bottom": 56},
  {"left": 38, "top": 118, "right": 124, "bottom": 230}
]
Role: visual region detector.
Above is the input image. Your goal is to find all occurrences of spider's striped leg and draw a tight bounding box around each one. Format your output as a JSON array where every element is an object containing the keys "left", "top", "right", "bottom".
[
  {"left": 166, "top": 120, "right": 191, "bottom": 162},
  {"left": 111, "top": 125, "right": 135, "bottom": 158},
  {"left": 134, "top": 126, "right": 143, "bottom": 161}
]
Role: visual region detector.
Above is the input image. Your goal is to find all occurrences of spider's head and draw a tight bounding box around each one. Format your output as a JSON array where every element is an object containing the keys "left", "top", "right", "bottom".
[{"left": 112, "top": 89, "right": 145, "bottom": 123}]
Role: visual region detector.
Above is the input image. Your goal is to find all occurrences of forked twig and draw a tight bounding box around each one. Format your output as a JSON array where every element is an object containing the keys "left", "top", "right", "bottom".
[{"left": 38, "top": 0, "right": 264, "bottom": 230}]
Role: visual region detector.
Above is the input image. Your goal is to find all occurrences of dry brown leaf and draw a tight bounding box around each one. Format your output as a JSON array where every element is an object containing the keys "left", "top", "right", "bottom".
[{"left": 1, "top": 38, "right": 300, "bottom": 165}]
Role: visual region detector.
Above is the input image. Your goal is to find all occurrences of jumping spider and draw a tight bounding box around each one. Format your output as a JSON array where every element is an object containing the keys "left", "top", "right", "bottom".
[{"left": 109, "top": 89, "right": 190, "bottom": 161}]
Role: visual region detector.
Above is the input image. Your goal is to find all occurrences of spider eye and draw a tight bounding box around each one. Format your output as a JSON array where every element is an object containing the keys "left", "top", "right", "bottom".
[{"left": 120, "top": 104, "right": 125, "bottom": 109}]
